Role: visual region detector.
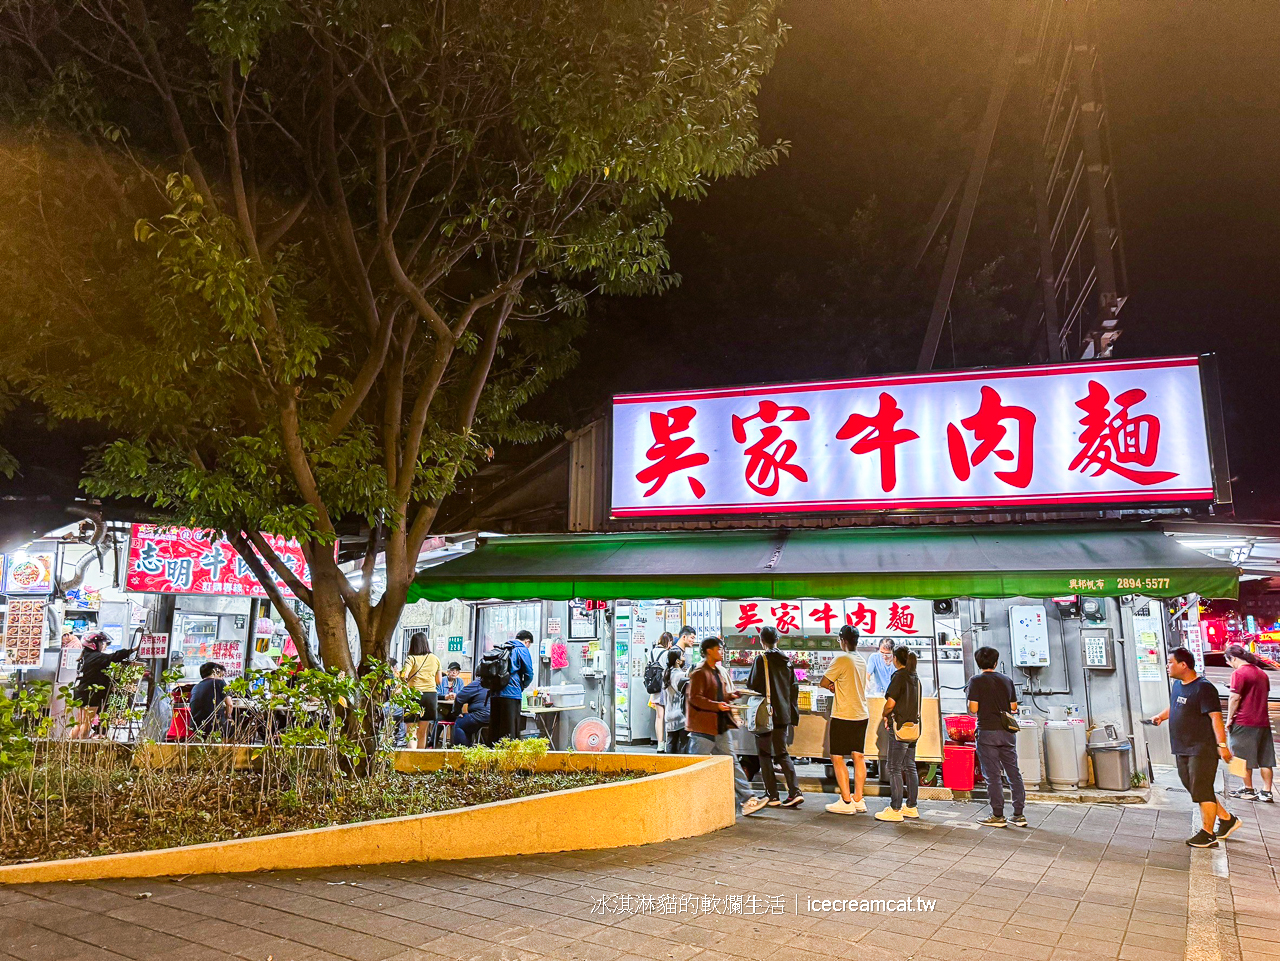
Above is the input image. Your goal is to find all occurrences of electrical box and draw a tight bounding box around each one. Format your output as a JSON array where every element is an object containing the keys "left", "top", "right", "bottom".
[
  {"left": 1082, "top": 629, "right": 1115, "bottom": 670},
  {"left": 1010, "top": 605, "right": 1051, "bottom": 667}
]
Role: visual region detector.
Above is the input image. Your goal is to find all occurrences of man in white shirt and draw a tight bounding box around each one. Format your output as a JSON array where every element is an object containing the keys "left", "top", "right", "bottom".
[{"left": 821, "top": 625, "right": 869, "bottom": 814}]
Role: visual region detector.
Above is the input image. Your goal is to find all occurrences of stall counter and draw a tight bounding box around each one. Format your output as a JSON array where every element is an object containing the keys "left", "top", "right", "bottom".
[{"left": 739, "top": 696, "right": 943, "bottom": 763}]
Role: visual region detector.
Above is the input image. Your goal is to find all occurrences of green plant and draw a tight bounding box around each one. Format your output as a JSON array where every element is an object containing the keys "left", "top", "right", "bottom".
[
  {"left": 0, "top": 0, "right": 786, "bottom": 690},
  {"left": 1130, "top": 771, "right": 1149, "bottom": 788}
]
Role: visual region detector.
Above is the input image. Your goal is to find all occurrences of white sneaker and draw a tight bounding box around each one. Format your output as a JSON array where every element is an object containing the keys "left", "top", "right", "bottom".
[
  {"left": 741, "top": 796, "right": 768, "bottom": 816},
  {"left": 825, "top": 798, "right": 860, "bottom": 815},
  {"left": 874, "top": 807, "right": 904, "bottom": 822},
  {"left": 902, "top": 806, "right": 920, "bottom": 819},
  {"left": 853, "top": 799, "right": 868, "bottom": 813}
]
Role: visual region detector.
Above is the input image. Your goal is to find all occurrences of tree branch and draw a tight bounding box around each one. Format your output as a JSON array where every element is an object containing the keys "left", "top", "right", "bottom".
[
  {"left": 247, "top": 530, "right": 314, "bottom": 608},
  {"left": 228, "top": 533, "right": 312, "bottom": 670}
]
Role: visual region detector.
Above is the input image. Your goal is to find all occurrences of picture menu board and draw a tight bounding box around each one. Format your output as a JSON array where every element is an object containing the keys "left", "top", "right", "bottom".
[{"left": 3, "top": 598, "right": 46, "bottom": 667}]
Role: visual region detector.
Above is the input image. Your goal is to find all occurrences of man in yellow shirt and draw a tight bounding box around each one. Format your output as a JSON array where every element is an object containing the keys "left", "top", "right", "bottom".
[{"left": 821, "top": 625, "right": 869, "bottom": 814}]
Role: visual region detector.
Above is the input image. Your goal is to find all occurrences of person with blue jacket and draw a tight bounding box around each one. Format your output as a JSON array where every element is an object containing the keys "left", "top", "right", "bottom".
[
  {"left": 451, "top": 677, "right": 492, "bottom": 747},
  {"left": 489, "top": 629, "right": 535, "bottom": 743}
]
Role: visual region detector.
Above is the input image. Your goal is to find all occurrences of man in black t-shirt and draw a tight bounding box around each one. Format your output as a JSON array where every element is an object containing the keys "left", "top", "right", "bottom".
[
  {"left": 1151, "top": 647, "right": 1238, "bottom": 847},
  {"left": 189, "top": 662, "right": 233, "bottom": 739},
  {"left": 966, "top": 646, "right": 1026, "bottom": 828}
]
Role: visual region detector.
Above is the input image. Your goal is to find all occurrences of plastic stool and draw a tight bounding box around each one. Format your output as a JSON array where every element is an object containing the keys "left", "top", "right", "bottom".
[{"left": 436, "top": 721, "right": 455, "bottom": 748}]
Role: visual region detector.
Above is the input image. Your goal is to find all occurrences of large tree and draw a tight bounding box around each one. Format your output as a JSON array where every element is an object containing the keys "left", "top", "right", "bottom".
[{"left": 0, "top": 0, "right": 784, "bottom": 673}]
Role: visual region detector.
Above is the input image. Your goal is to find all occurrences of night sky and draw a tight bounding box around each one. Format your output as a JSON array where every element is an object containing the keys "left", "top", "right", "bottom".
[
  {"left": 4, "top": 2, "right": 1278, "bottom": 524},
  {"left": 550, "top": 1, "right": 1280, "bottom": 519}
]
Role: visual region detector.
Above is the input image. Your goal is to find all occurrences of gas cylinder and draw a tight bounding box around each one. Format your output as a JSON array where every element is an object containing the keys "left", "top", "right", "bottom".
[
  {"left": 1067, "top": 705, "right": 1090, "bottom": 787},
  {"left": 1044, "top": 705, "right": 1081, "bottom": 789},
  {"left": 1016, "top": 712, "right": 1045, "bottom": 788}
]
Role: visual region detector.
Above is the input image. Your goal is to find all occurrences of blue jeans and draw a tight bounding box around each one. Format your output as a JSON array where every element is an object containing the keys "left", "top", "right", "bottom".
[
  {"left": 690, "top": 731, "right": 754, "bottom": 806},
  {"left": 976, "top": 730, "right": 1025, "bottom": 817},
  {"left": 452, "top": 713, "right": 487, "bottom": 747},
  {"left": 887, "top": 735, "right": 919, "bottom": 810}
]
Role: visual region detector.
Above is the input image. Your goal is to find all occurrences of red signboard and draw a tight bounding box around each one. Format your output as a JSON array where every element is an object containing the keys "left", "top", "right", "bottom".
[
  {"left": 125, "top": 525, "right": 313, "bottom": 598},
  {"left": 611, "top": 356, "right": 1217, "bottom": 517}
]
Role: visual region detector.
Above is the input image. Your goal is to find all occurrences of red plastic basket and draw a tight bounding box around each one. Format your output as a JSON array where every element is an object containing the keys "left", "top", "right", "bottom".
[{"left": 944, "top": 714, "right": 976, "bottom": 744}]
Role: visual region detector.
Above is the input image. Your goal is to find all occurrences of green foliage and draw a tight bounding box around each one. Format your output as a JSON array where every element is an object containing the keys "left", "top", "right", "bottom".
[
  {"left": 0, "top": 0, "right": 785, "bottom": 671},
  {"left": 0, "top": 693, "right": 33, "bottom": 778},
  {"left": 454, "top": 737, "right": 551, "bottom": 775}
]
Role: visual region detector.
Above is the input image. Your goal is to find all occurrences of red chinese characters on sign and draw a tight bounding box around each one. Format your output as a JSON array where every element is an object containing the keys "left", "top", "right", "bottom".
[
  {"left": 731, "top": 400, "right": 810, "bottom": 496},
  {"left": 807, "top": 602, "right": 839, "bottom": 635},
  {"left": 636, "top": 406, "right": 709, "bottom": 498},
  {"left": 946, "top": 385, "right": 1037, "bottom": 489},
  {"left": 846, "top": 602, "right": 876, "bottom": 634},
  {"left": 886, "top": 602, "right": 918, "bottom": 634},
  {"left": 771, "top": 602, "right": 801, "bottom": 634},
  {"left": 733, "top": 602, "right": 764, "bottom": 635},
  {"left": 126, "top": 525, "right": 313, "bottom": 598},
  {"left": 1068, "top": 381, "right": 1178, "bottom": 486},
  {"left": 836, "top": 392, "right": 920, "bottom": 493}
]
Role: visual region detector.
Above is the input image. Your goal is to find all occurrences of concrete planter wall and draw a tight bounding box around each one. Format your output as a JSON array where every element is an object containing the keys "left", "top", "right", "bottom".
[{"left": 0, "top": 752, "right": 734, "bottom": 885}]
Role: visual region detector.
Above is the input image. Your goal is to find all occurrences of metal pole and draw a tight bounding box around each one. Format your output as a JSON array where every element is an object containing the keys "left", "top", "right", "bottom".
[{"left": 917, "top": 2, "right": 1028, "bottom": 371}]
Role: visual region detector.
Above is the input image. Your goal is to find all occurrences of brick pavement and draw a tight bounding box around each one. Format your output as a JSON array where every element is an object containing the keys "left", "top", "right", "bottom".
[
  {"left": 1223, "top": 790, "right": 1280, "bottom": 961},
  {"left": 0, "top": 789, "right": 1269, "bottom": 961}
]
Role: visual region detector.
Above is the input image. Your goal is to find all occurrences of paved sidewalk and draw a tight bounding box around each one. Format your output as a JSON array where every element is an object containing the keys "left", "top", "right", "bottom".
[
  {"left": 1223, "top": 791, "right": 1280, "bottom": 961},
  {"left": 1, "top": 786, "right": 1257, "bottom": 961}
]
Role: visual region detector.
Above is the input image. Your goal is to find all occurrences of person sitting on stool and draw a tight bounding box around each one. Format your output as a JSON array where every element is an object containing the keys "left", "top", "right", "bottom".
[{"left": 451, "top": 676, "right": 492, "bottom": 747}]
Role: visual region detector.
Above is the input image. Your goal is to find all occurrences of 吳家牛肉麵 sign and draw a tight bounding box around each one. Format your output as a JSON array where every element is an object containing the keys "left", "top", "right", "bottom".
[
  {"left": 722, "top": 598, "right": 935, "bottom": 642},
  {"left": 611, "top": 356, "right": 1217, "bottom": 517},
  {"left": 125, "top": 525, "right": 314, "bottom": 598}
]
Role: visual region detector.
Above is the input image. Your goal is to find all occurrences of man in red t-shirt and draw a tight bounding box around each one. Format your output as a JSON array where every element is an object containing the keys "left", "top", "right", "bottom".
[{"left": 1225, "top": 645, "right": 1275, "bottom": 802}]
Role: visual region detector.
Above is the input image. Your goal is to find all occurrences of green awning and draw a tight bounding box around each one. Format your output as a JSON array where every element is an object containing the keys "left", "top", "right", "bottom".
[{"left": 408, "top": 526, "right": 1239, "bottom": 603}]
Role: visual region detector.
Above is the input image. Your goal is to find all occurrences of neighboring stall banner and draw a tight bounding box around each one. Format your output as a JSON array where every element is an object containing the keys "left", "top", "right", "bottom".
[
  {"left": 722, "top": 597, "right": 934, "bottom": 643},
  {"left": 612, "top": 355, "right": 1217, "bottom": 517},
  {"left": 3, "top": 548, "right": 55, "bottom": 595},
  {"left": 125, "top": 524, "right": 314, "bottom": 598},
  {"left": 2, "top": 598, "right": 46, "bottom": 667},
  {"left": 138, "top": 633, "right": 170, "bottom": 659}
]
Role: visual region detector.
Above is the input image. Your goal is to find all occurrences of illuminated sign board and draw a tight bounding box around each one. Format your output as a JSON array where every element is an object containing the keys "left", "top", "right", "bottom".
[{"left": 611, "top": 356, "right": 1217, "bottom": 517}]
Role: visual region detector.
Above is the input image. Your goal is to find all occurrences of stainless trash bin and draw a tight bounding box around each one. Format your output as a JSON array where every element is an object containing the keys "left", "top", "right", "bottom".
[{"left": 1087, "top": 725, "right": 1134, "bottom": 791}]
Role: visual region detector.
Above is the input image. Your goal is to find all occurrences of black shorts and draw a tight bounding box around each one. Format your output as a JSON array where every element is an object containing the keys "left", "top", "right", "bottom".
[
  {"left": 76, "top": 687, "right": 109, "bottom": 710},
  {"left": 1176, "top": 752, "right": 1220, "bottom": 804},
  {"left": 829, "top": 718, "right": 869, "bottom": 757},
  {"left": 405, "top": 691, "right": 437, "bottom": 724},
  {"left": 1228, "top": 724, "right": 1277, "bottom": 770}
]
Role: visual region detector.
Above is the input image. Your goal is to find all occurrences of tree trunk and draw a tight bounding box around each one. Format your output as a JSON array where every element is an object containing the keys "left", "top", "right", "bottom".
[{"left": 309, "top": 557, "right": 357, "bottom": 677}]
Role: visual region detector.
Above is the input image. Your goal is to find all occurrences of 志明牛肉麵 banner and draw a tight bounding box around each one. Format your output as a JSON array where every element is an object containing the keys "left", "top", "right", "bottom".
[{"left": 610, "top": 357, "right": 1216, "bottom": 517}]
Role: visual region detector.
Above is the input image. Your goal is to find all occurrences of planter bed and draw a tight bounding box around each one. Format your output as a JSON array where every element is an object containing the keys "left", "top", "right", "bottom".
[{"left": 0, "top": 751, "right": 735, "bottom": 884}]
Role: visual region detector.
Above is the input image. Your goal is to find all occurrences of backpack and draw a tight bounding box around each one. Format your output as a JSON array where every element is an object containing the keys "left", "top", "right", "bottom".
[
  {"left": 643, "top": 647, "right": 667, "bottom": 695},
  {"left": 478, "top": 641, "right": 516, "bottom": 692}
]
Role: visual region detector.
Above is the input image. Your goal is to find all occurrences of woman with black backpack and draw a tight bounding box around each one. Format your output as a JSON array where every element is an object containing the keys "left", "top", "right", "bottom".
[
  {"left": 663, "top": 647, "right": 690, "bottom": 755},
  {"left": 646, "top": 632, "right": 674, "bottom": 751}
]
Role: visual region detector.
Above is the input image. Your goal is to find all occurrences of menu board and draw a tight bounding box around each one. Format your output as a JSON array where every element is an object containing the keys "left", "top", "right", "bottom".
[
  {"left": 3, "top": 598, "right": 46, "bottom": 667},
  {"left": 3, "top": 550, "right": 55, "bottom": 595}
]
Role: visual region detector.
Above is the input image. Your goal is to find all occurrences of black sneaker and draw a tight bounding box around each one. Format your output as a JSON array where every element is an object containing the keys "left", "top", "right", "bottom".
[
  {"left": 1228, "top": 787, "right": 1258, "bottom": 800},
  {"left": 1187, "top": 829, "right": 1219, "bottom": 848},
  {"left": 1215, "top": 814, "right": 1241, "bottom": 839},
  {"left": 1008, "top": 814, "right": 1029, "bottom": 827},
  {"left": 781, "top": 794, "right": 805, "bottom": 808},
  {"left": 766, "top": 797, "right": 782, "bottom": 807},
  {"left": 1259, "top": 791, "right": 1274, "bottom": 803},
  {"left": 979, "top": 815, "right": 1007, "bottom": 827}
]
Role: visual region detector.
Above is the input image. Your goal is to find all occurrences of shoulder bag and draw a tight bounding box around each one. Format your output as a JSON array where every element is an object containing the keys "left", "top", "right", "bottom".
[
  {"left": 746, "top": 654, "right": 774, "bottom": 734},
  {"left": 892, "top": 675, "right": 922, "bottom": 742}
]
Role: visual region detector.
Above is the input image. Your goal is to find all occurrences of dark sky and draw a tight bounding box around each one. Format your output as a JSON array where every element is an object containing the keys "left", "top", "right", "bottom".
[
  {"left": 554, "top": 0, "right": 1280, "bottom": 518},
  {"left": 6, "top": 2, "right": 1278, "bottom": 525}
]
